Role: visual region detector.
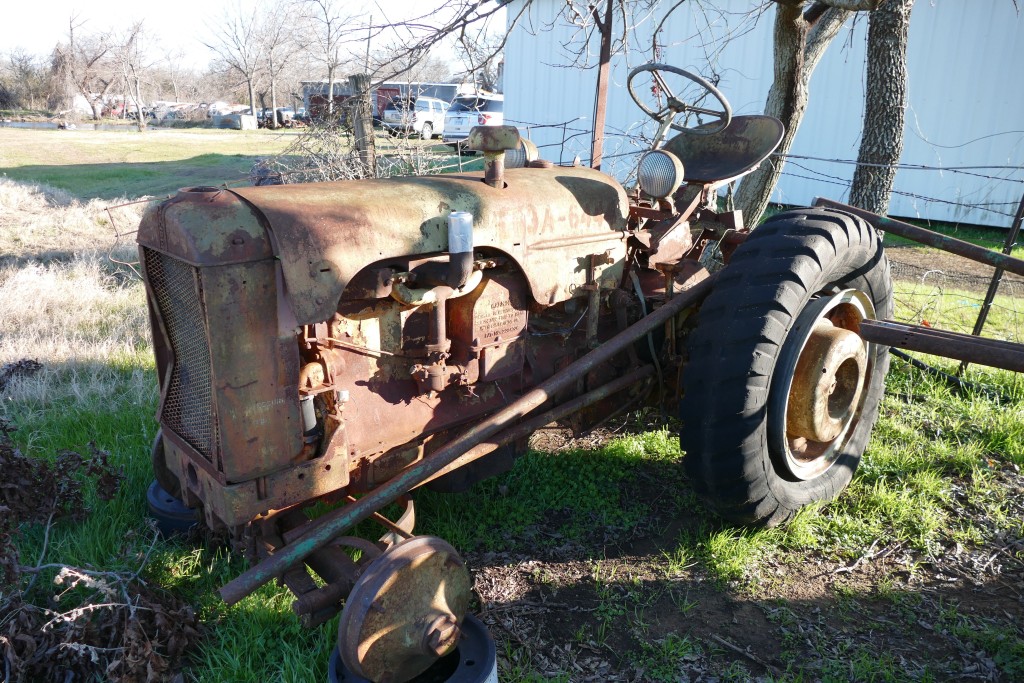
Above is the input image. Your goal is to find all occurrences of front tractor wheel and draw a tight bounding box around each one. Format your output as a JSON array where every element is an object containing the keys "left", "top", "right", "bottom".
[{"left": 681, "top": 208, "right": 892, "bottom": 526}]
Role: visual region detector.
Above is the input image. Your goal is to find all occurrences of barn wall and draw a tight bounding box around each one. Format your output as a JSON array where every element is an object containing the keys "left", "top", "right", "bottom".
[{"left": 503, "top": 1, "right": 1024, "bottom": 226}]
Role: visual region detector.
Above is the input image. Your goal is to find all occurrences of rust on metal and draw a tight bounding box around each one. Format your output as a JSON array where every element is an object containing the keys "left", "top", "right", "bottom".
[
  {"left": 227, "top": 166, "right": 629, "bottom": 321},
  {"left": 416, "top": 364, "right": 655, "bottom": 489},
  {"left": 219, "top": 274, "right": 716, "bottom": 605},
  {"left": 137, "top": 186, "right": 274, "bottom": 266},
  {"left": 465, "top": 125, "right": 522, "bottom": 189},
  {"left": 814, "top": 198, "right": 1024, "bottom": 279},
  {"left": 336, "top": 536, "right": 471, "bottom": 682},
  {"left": 859, "top": 319, "right": 1024, "bottom": 373},
  {"left": 465, "top": 125, "right": 521, "bottom": 153},
  {"left": 786, "top": 320, "right": 866, "bottom": 443}
]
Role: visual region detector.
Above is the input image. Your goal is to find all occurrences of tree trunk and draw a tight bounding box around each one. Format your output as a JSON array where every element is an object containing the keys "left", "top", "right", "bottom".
[
  {"left": 850, "top": 0, "right": 914, "bottom": 216},
  {"left": 247, "top": 79, "right": 257, "bottom": 116},
  {"left": 133, "top": 75, "right": 146, "bottom": 132},
  {"left": 270, "top": 57, "right": 279, "bottom": 130},
  {"left": 349, "top": 73, "right": 377, "bottom": 177},
  {"left": 733, "top": 3, "right": 853, "bottom": 225},
  {"left": 590, "top": 0, "right": 613, "bottom": 171},
  {"left": 327, "top": 71, "right": 336, "bottom": 116}
]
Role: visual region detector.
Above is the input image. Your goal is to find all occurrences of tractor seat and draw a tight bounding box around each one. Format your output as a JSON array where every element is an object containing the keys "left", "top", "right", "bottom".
[{"left": 661, "top": 115, "right": 784, "bottom": 185}]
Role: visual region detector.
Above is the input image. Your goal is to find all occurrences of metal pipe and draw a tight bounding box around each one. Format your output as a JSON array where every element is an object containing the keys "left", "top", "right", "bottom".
[
  {"left": 859, "top": 319, "right": 1024, "bottom": 373},
  {"left": 483, "top": 151, "right": 505, "bottom": 188},
  {"left": 219, "top": 274, "right": 717, "bottom": 605},
  {"left": 416, "top": 364, "right": 655, "bottom": 489},
  {"left": 813, "top": 197, "right": 1024, "bottom": 278}
]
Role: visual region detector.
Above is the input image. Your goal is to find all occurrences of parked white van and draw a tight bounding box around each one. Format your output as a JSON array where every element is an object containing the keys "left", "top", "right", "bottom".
[{"left": 381, "top": 96, "right": 448, "bottom": 139}]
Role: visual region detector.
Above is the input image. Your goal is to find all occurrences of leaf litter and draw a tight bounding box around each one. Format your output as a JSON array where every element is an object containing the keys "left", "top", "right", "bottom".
[{"left": 0, "top": 418, "right": 199, "bottom": 683}]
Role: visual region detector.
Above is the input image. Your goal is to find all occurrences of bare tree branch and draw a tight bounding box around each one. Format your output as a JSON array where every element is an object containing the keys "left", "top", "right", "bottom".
[{"left": 203, "top": 2, "right": 266, "bottom": 115}]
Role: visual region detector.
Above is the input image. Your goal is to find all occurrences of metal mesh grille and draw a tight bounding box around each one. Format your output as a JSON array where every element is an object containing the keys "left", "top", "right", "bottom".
[{"left": 144, "top": 249, "right": 214, "bottom": 459}]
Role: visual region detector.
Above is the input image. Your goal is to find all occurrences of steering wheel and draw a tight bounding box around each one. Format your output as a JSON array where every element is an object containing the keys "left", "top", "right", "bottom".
[{"left": 627, "top": 63, "right": 732, "bottom": 138}]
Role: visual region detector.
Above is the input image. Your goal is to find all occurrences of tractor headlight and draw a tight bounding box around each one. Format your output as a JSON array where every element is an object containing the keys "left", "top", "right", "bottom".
[
  {"left": 637, "top": 150, "right": 685, "bottom": 199},
  {"left": 505, "top": 138, "right": 539, "bottom": 169}
]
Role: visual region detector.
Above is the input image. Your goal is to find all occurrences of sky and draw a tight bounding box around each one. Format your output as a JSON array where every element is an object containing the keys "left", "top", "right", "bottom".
[{"left": 0, "top": 0, "right": 503, "bottom": 71}]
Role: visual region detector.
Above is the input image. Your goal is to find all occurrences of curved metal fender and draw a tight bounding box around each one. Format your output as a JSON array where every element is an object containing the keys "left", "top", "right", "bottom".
[{"left": 225, "top": 166, "right": 629, "bottom": 324}]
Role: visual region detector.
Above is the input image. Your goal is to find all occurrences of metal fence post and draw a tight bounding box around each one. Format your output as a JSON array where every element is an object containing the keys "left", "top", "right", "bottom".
[{"left": 958, "top": 190, "right": 1024, "bottom": 375}]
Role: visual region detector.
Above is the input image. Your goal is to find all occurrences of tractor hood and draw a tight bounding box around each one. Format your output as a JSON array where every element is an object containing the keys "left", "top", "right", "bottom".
[{"left": 139, "top": 166, "right": 629, "bottom": 324}]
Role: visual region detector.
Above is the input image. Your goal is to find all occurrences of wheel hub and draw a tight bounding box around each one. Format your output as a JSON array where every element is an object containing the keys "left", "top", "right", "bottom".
[
  {"left": 786, "top": 320, "right": 866, "bottom": 443},
  {"left": 769, "top": 290, "right": 874, "bottom": 481}
]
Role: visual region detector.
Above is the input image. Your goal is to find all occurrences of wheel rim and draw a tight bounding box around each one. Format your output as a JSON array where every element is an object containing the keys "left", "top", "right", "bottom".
[
  {"left": 768, "top": 290, "right": 875, "bottom": 481},
  {"left": 337, "top": 536, "right": 472, "bottom": 682}
]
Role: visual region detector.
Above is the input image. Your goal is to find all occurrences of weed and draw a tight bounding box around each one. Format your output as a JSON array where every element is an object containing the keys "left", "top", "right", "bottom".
[
  {"left": 700, "top": 527, "right": 774, "bottom": 587},
  {"left": 668, "top": 588, "right": 698, "bottom": 615},
  {"left": 630, "top": 633, "right": 700, "bottom": 682},
  {"left": 591, "top": 563, "right": 627, "bottom": 645}
]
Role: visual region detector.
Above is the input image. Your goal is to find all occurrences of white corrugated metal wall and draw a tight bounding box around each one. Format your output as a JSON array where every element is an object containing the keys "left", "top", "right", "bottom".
[{"left": 503, "top": 1, "right": 1024, "bottom": 226}]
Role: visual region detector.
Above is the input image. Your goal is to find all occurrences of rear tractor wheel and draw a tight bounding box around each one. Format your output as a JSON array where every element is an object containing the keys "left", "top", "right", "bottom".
[{"left": 681, "top": 208, "right": 893, "bottom": 526}]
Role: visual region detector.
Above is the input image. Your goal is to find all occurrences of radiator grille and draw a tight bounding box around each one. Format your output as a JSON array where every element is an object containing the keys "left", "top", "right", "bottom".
[{"left": 145, "top": 249, "right": 214, "bottom": 460}]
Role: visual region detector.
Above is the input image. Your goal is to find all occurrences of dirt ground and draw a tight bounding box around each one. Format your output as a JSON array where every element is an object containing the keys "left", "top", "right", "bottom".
[
  {"left": 466, "top": 427, "right": 1024, "bottom": 682},
  {"left": 885, "top": 243, "right": 1024, "bottom": 293}
]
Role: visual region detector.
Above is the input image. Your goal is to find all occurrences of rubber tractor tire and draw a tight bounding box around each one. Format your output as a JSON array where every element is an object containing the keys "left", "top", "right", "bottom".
[{"left": 680, "top": 208, "right": 893, "bottom": 526}]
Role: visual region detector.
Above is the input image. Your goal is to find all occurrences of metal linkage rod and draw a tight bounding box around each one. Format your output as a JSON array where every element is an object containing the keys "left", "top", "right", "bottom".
[
  {"left": 220, "top": 275, "right": 716, "bottom": 605},
  {"left": 860, "top": 319, "right": 1024, "bottom": 373},
  {"left": 416, "top": 363, "right": 655, "bottom": 489},
  {"left": 813, "top": 197, "right": 1024, "bottom": 278}
]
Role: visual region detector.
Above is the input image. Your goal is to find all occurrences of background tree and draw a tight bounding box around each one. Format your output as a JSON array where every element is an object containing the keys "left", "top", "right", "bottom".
[
  {"left": 158, "top": 48, "right": 194, "bottom": 103},
  {"left": 260, "top": 1, "right": 301, "bottom": 128},
  {"left": 367, "top": 51, "right": 452, "bottom": 84},
  {"left": 54, "top": 16, "right": 118, "bottom": 120},
  {"left": 732, "top": 0, "right": 881, "bottom": 225},
  {"left": 454, "top": 32, "right": 503, "bottom": 92},
  {"left": 301, "top": 0, "right": 352, "bottom": 116},
  {"left": 364, "top": 1, "right": 654, "bottom": 169},
  {"left": 849, "top": 0, "right": 914, "bottom": 215},
  {"left": 1, "top": 50, "right": 57, "bottom": 111},
  {"left": 204, "top": 2, "right": 266, "bottom": 115},
  {"left": 117, "top": 22, "right": 152, "bottom": 130},
  {"left": 361, "top": 0, "right": 517, "bottom": 83}
]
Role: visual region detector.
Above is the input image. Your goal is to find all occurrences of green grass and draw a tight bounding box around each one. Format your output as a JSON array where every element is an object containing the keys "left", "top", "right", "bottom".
[
  {"left": 6, "top": 283, "right": 1022, "bottom": 681},
  {"left": 0, "top": 128, "right": 299, "bottom": 199},
  {"left": 0, "top": 127, "right": 481, "bottom": 200},
  {"left": 630, "top": 634, "right": 700, "bottom": 682}
]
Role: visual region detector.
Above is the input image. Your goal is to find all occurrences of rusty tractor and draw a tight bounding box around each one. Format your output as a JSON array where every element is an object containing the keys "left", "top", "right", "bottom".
[{"left": 137, "top": 64, "right": 894, "bottom": 681}]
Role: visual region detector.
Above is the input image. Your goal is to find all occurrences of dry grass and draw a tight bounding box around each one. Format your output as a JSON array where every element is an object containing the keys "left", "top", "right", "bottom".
[
  {"left": 0, "top": 177, "right": 146, "bottom": 265},
  {"left": 0, "top": 178, "right": 151, "bottom": 412}
]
